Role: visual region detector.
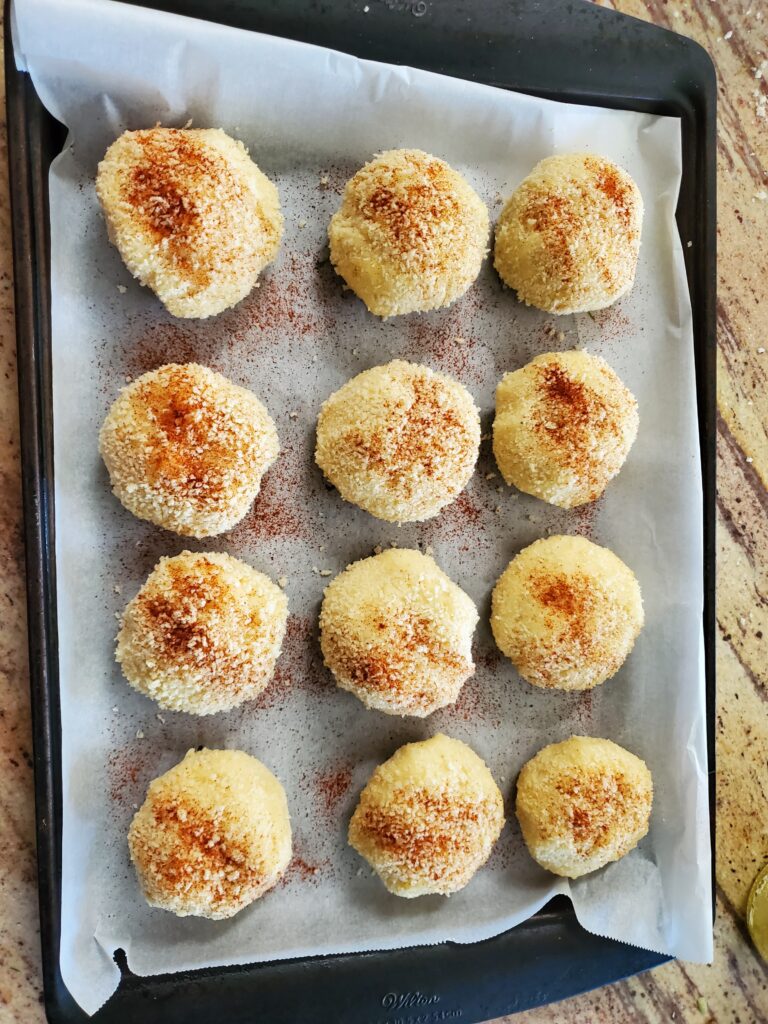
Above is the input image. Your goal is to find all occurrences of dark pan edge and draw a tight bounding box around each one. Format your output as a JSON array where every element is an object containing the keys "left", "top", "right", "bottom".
[{"left": 5, "top": 17, "right": 70, "bottom": 1024}]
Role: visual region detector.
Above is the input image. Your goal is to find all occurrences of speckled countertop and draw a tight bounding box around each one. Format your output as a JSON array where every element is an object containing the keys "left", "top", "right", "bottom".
[{"left": 0, "top": 1, "right": 766, "bottom": 1021}]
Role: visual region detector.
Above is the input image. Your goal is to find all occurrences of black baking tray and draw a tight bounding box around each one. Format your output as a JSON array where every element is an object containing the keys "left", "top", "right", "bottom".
[{"left": 7, "top": 1, "right": 716, "bottom": 1021}]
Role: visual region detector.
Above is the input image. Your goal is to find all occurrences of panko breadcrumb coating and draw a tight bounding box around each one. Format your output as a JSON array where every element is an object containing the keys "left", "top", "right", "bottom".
[
  {"left": 99, "top": 363, "right": 279, "bottom": 538},
  {"left": 329, "top": 149, "right": 489, "bottom": 317},
  {"left": 493, "top": 351, "right": 638, "bottom": 508},
  {"left": 320, "top": 549, "right": 478, "bottom": 717},
  {"left": 349, "top": 734, "right": 504, "bottom": 897},
  {"left": 117, "top": 551, "right": 288, "bottom": 715},
  {"left": 491, "top": 535, "right": 643, "bottom": 691},
  {"left": 315, "top": 360, "right": 480, "bottom": 523},
  {"left": 494, "top": 153, "right": 643, "bottom": 314},
  {"left": 515, "top": 736, "right": 652, "bottom": 878},
  {"left": 96, "top": 127, "right": 283, "bottom": 318},
  {"left": 128, "top": 748, "right": 292, "bottom": 919}
]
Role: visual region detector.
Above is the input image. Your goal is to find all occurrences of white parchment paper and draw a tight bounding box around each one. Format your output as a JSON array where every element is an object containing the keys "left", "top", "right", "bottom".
[{"left": 13, "top": 0, "right": 713, "bottom": 1014}]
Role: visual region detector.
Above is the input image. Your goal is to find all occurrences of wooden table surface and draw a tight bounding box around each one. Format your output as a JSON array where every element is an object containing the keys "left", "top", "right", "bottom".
[{"left": 1, "top": 1, "right": 766, "bottom": 1021}]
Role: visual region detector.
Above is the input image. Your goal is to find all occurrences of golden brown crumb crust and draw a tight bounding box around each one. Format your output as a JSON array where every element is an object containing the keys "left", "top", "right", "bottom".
[
  {"left": 319, "top": 549, "right": 478, "bottom": 716},
  {"left": 491, "top": 535, "right": 644, "bottom": 691},
  {"left": 515, "top": 736, "right": 652, "bottom": 878},
  {"left": 315, "top": 360, "right": 480, "bottom": 523},
  {"left": 349, "top": 734, "right": 504, "bottom": 896},
  {"left": 329, "top": 149, "right": 488, "bottom": 317},
  {"left": 493, "top": 351, "right": 638, "bottom": 508},
  {"left": 128, "top": 748, "right": 292, "bottom": 919},
  {"left": 96, "top": 128, "right": 283, "bottom": 319},
  {"left": 117, "top": 551, "right": 288, "bottom": 715},
  {"left": 99, "top": 363, "right": 279, "bottom": 538},
  {"left": 494, "top": 153, "right": 643, "bottom": 314}
]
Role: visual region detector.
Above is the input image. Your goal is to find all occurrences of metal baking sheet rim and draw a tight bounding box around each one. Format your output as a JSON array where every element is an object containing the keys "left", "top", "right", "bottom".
[{"left": 4, "top": 1, "right": 716, "bottom": 1021}]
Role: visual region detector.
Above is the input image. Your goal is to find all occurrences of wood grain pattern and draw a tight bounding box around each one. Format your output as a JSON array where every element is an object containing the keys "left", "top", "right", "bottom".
[{"left": 0, "top": 2, "right": 765, "bottom": 1022}]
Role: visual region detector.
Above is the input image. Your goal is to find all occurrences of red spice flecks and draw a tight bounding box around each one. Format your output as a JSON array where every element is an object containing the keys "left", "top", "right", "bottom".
[
  {"left": 584, "top": 158, "right": 634, "bottom": 231},
  {"left": 315, "top": 764, "right": 353, "bottom": 817},
  {"left": 229, "top": 273, "right": 314, "bottom": 338},
  {"left": 106, "top": 743, "right": 150, "bottom": 806},
  {"left": 280, "top": 850, "right": 330, "bottom": 887},
  {"left": 474, "top": 647, "right": 503, "bottom": 673},
  {"left": 225, "top": 442, "right": 307, "bottom": 543},
  {"left": 440, "top": 489, "right": 484, "bottom": 528},
  {"left": 443, "top": 675, "right": 484, "bottom": 724},
  {"left": 251, "top": 615, "right": 327, "bottom": 710},
  {"left": 124, "top": 129, "right": 259, "bottom": 289},
  {"left": 404, "top": 291, "right": 484, "bottom": 384},
  {"left": 249, "top": 662, "right": 293, "bottom": 711},
  {"left": 124, "top": 323, "right": 210, "bottom": 378},
  {"left": 361, "top": 160, "right": 461, "bottom": 271},
  {"left": 111, "top": 251, "right": 335, "bottom": 390},
  {"left": 523, "top": 193, "right": 575, "bottom": 285},
  {"left": 315, "top": 164, "right": 347, "bottom": 196},
  {"left": 528, "top": 570, "right": 598, "bottom": 661},
  {"left": 438, "top": 644, "right": 503, "bottom": 726},
  {"left": 420, "top": 488, "right": 493, "bottom": 557},
  {"left": 223, "top": 253, "right": 335, "bottom": 343},
  {"left": 533, "top": 361, "right": 621, "bottom": 503},
  {"left": 283, "top": 856, "right": 319, "bottom": 882},
  {"left": 571, "top": 690, "right": 595, "bottom": 732},
  {"left": 583, "top": 304, "right": 634, "bottom": 339},
  {"left": 342, "top": 375, "right": 472, "bottom": 501},
  {"left": 572, "top": 493, "right": 604, "bottom": 540}
]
